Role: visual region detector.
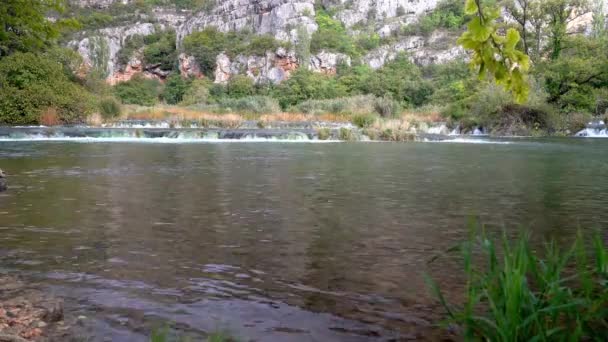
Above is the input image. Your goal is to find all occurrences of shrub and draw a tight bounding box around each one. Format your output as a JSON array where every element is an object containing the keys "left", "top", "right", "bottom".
[
  {"left": 274, "top": 69, "right": 348, "bottom": 109},
  {"left": 99, "top": 97, "right": 122, "bottom": 119},
  {"left": 162, "top": 75, "right": 191, "bottom": 105},
  {"left": 0, "top": 52, "right": 93, "bottom": 125},
  {"left": 226, "top": 75, "right": 255, "bottom": 98},
  {"left": 114, "top": 75, "right": 163, "bottom": 106},
  {"left": 310, "top": 9, "right": 358, "bottom": 56},
  {"left": 352, "top": 113, "right": 377, "bottom": 128},
  {"left": 180, "top": 79, "right": 211, "bottom": 105},
  {"left": 373, "top": 96, "right": 401, "bottom": 118},
  {"left": 317, "top": 127, "right": 331, "bottom": 140},
  {"left": 116, "top": 35, "right": 145, "bottom": 67},
  {"left": 339, "top": 127, "right": 353, "bottom": 141},
  {"left": 428, "top": 225, "right": 608, "bottom": 341}
]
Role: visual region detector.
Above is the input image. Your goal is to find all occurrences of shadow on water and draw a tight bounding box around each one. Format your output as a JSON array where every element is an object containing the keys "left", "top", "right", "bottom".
[{"left": 1, "top": 138, "right": 608, "bottom": 340}]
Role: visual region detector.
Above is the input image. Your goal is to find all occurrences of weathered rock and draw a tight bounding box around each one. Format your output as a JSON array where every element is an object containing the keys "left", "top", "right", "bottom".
[
  {"left": 309, "top": 51, "right": 351, "bottom": 75},
  {"left": 178, "top": 53, "right": 203, "bottom": 78},
  {"left": 363, "top": 31, "right": 466, "bottom": 69},
  {"left": 328, "top": 0, "right": 439, "bottom": 28},
  {"left": 176, "top": 0, "right": 318, "bottom": 44}
]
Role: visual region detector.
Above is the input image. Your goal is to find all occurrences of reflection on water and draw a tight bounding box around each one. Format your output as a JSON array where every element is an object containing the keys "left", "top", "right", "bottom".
[{"left": 1, "top": 139, "right": 608, "bottom": 340}]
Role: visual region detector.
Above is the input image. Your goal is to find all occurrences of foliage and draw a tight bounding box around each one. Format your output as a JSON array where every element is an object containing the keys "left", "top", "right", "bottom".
[
  {"left": 295, "top": 26, "right": 312, "bottom": 68},
  {"left": 226, "top": 75, "right": 256, "bottom": 98},
  {"left": 406, "top": 0, "right": 466, "bottom": 35},
  {"left": 99, "top": 97, "right": 122, "bottom": 119},
  {"left": 0, "top": 52, "right": 92, "bottom": 124},
  {"left": 114, "top": 75, "right": 163, "bottom": 106},
  {"left": 316, "top": 127, "right": 331, "bottom": 140},
  {"left": 162, "top": 75, "right": 191, "bottom": 105},
  {"left": 427, "top": 224, "right": 608, "bottom": 341},
  {"left": 352, "top": 113, "right": 377, "bottom": 128},
  {"left": 116, "top": 35, "right": 145, "bottom": 67},
  {"left": 180, "top": 79, "right": 212, "bottom": 105},
  {"left": 274, "top": 69, "right": 348, "bottom": 109},
  {"left": 310, "top": 9, "right": 357, "bottom": 56},
  {"left": 143, "top": 30, "right": 177, "bottom": 71},
  {"left": 0, "top": 0, "right": 78, "bottom": 56},
  {"left": 459, "top": 0, "right": 531, "bottom": 103}
]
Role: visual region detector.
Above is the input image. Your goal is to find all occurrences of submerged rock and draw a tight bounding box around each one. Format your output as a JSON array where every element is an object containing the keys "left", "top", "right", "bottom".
[{"left": 0, "top": 169, "right": 6, "bottom": 192}]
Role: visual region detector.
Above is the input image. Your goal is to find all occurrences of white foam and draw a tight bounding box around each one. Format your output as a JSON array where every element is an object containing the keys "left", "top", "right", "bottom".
[
  {"left": 439, "top": 138, "right": 512, "bottom": 145},
  {"left": 0, "top": 136, "right": 341, "bottom": 144},
  {"left": 575, "top": 128, "right": 608, "bottom": 138}
]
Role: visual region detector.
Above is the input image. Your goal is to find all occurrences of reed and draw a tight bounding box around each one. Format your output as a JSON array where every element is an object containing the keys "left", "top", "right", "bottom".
[{"left": 427, "top": 224, "right": 608, "bottom": 341}]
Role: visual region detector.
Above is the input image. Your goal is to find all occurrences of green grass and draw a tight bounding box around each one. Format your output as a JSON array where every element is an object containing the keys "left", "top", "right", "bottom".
[
  {"left": 150, "top": 327, "right": 235, "bottom": 342},
  {"left": 427, "top": 223, "right": 608, "bottom": 341}
]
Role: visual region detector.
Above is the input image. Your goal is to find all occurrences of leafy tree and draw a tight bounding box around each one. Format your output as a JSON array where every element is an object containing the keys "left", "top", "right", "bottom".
[
  {"left": 541, "top": 0, "right": 590, "bottom": 60},
  {"left": 162, "top": 75, "right": 190, "bottom": 104},
  {"left": 0, "top": 0, "right": 77, "bottom": 56},
  {"left": 183, "top": 28, "right": 228, "bottom": 76},
  {"left": 295, "top": 25, "right": 312, "bottom": 68},
  {"left": 143, "top": 30, "right": 177, "bottom": 71},
  {"left": 458, "top": 0, "right": 531, "bottom": 102},
  {"left": 310, "top": 9, "right": 357, "bottom": 55}
]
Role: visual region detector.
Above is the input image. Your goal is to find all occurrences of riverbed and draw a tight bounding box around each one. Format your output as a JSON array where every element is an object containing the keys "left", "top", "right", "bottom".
[{"left": 1, "top": 138, "right": 607, "bottom": 341}]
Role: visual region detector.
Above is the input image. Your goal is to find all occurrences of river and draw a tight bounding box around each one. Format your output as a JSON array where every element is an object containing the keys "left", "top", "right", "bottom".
[{"left": 1, "top": 138, "right": 607, "bottom": 341}]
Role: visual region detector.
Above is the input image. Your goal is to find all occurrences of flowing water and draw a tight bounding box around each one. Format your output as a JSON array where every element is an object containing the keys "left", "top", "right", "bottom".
[{"left": 1, "top": 138, "right": 608, "bottom": 341}]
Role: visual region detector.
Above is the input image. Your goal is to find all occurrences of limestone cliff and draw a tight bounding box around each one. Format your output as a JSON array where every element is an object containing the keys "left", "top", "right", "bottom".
[{"left": 67, "top": 0, "right": 465, "bottom": 84}]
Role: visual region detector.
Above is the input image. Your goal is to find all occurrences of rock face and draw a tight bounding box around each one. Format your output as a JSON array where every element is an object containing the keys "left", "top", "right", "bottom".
[
  {"left": 70, "top": 0, "right": 464, "bottom": 84},
  {"left": 213, "top": 49, "right": 350, "bottom": 84},
  {"left": 329, "top": 0, "right": 439, "bottom": 28},
  {"left": 176, "top": 0, "right": 318, "bottom": 44},
  {"left": 364, "top": 31, "right": 466, "bottom": 69}
]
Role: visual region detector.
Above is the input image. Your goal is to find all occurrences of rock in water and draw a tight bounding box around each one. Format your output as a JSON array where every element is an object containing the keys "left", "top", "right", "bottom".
[{"left": 0, "top": 169, "right": 6, "bottom": 192}]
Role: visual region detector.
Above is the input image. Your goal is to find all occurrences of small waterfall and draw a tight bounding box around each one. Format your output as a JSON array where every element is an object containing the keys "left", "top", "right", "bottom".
[
  {"left": 575, "top": 120, "right": 608, "bottom": 138},
  {"left": 0, "top": 127, "right": 335, "bottom": 143}
]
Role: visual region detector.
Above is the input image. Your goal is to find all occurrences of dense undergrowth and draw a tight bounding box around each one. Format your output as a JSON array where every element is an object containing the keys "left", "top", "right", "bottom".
[{"left": 427, "top": 224, "right": 608, "bottom": 341}]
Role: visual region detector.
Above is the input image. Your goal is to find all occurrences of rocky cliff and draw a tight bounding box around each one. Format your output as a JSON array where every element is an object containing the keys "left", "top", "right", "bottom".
[{"left": 68, "top": 0, "right": 463, "bottom": 84}]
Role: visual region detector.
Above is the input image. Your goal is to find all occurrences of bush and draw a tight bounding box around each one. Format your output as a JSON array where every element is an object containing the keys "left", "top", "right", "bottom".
[
  {"left": 0, "top": 52, "right": 93, "bottom": 125},
  {"left": 162, "top": 75, "right": 191, "bottom": 105},
  {"left": 116, "top": 35, "right": 145, "bottom": 67},
  {"left": 99, "top": 97, "right": 122, "bottom": 119},
  {"left": 180, "top": 79, "right": 211, "bottom": 105},
  {"left": 114, "top": 75, "right": 163, "bottom": 106},
  {"left": 310, "top": 9, "right": 358, "bottom": 56},
  {"left": 226, "top": 75, "right": 255, "bottom": 98},
  {"left": 317, "top": 127, "right": 331, "bottom": 140},
  {"left": 428, "top": 225, "right": 608, "bottom": 341},
  {"left": 274, "top": 69, "right": 348, "bottom": 109},
  {"left": 352, "top": 113, "right": 377, "bottom": 128}
]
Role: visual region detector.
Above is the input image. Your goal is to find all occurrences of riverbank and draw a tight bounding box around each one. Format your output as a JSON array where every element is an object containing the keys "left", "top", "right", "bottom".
[{"left": 0, "top": 276, "right": 67, "bottom": 341}]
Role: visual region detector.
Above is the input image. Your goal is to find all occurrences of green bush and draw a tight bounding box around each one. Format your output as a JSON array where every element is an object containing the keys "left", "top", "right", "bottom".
[
  {"left": 180, "top": 78, "right": 212, "bottom": 105},
  {"left": 352, "top": 113, "right": 377, "bottom": 128},
  {"left": 310, "top": 9, "right": 358, "bottom": 56},
  {"left": 226, "top": 75, "right": 255, "bottom": 98},
  {"left": 162, "top": 75, "right": 191, "bottom": 105},
  {"left": 428, "top": 225, "right": 608, "bottom": 341},
  {"left": 338, "top": 127, "right": 354, "bottom": 141},
  {"left": 316, "top": 127, "right": 331, "bottom": 140},
  {"left": 274, "top": 69, "right": 348, "bottom": 109},
  {"left": 98, "top": 97, "right": 122, "bottom": 119},
  {"left": 114, "top": 75, "right": 163, "bottom": 106},
  {"left": 143, "top": 30, "right": 177, "bottom": 71},
  {"left": 0, "top": 52, "right": 92, "bottom": 124}
]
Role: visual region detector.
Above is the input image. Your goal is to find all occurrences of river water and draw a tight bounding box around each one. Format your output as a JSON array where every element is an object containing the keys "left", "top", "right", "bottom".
[{"left": 1, "top": 138, "right": 607, "bottom": 341}]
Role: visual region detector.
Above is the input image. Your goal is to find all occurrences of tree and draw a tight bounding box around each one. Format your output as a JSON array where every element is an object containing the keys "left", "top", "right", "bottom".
[
  {"left": 541, "top": 0, "right": 589, "bottom": 60},
  {"left": 592, "top": 0, "right": 607, "bottom": 39},
  {"left": 0, "top": 0, "right": 76, "bottom": 56},
  {"left": 458, "top": 0, "right": 531, "bottom": 102},
  {"left": 505, "top": 0, "right": 537, "bottom": 55}
]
